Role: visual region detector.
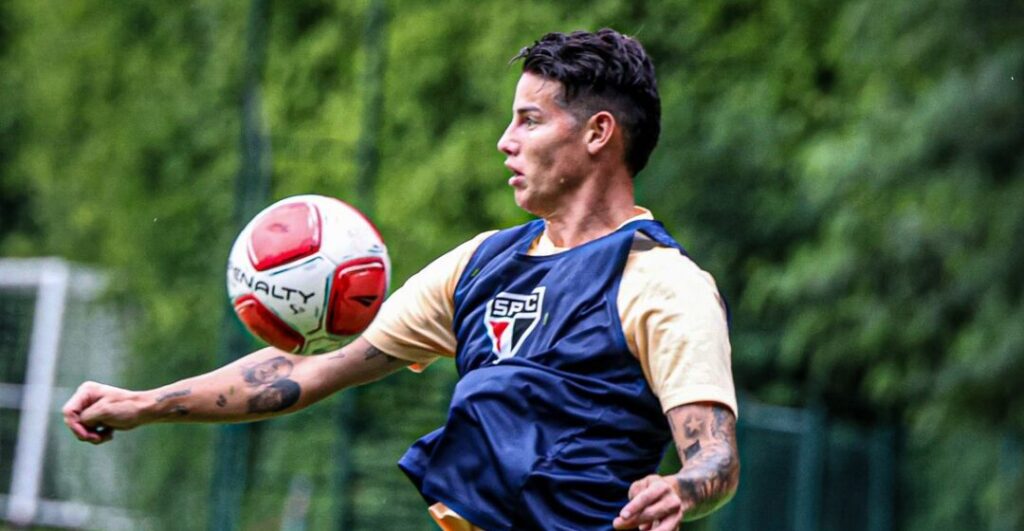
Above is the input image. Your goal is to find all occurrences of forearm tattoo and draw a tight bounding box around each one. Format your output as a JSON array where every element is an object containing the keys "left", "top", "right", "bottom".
[
  {"left": 241, "top": 356, "right": 301, "bottom": 414},
  {"left": 684, "top": 439, "right": 702, "bottom": 460},
  {"left": 166, "top": 405, "right": 190, "bottom": 417},
  {"left": 669, "top": 405, "right": 740, "bottom": 520},
  {"left": 243, "top": 356, "right": 293, "bottom": 386},
  {"left": 155, "top": 388, "right": 191, "bottom": 402},
  {"left": 247, "top": 379, "right": 300, "bottom": 413},
  {"left": 153, "top": 389, "right": 192, "bottom": 417}
]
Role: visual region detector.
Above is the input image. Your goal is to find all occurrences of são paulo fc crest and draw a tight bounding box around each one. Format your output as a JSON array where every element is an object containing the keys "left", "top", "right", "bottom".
[{"left": 485, "top": 286, "right": 545, "bottom": 362}]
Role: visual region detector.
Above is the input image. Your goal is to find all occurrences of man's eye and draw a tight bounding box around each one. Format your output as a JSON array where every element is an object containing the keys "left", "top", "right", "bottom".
[{"left": 524, "top": 117, "right": 538, "bottom": 127}]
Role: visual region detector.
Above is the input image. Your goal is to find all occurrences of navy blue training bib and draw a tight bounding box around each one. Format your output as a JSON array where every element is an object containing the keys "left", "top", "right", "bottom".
[{"left": 399, "top": 219, "right": 688, "bottom": 531}]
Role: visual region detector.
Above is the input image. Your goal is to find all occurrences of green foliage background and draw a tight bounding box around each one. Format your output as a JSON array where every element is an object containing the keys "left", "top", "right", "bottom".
[{"left": 1, "top": 0, "right": 1022, "bottom": 529}]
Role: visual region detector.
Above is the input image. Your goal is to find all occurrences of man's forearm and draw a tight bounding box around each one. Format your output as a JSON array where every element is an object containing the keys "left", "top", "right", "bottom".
[
  {"left": 613, "top": 403, "right": 740, "bottom": 530},
  {"left": 674, "top": 438, "right": 739, "bottom": 519},
  {"left": 71, "top": 337, "right": 409, "bottom": 435},
  {"left": 666, "top": 404, "right": 741, "bottom": 520},
  {"left": 140, "top": 339, "right": 409, "bottom": 424},
  {"left": 138, "top": 348, "right": 310, "bottom": 424}
]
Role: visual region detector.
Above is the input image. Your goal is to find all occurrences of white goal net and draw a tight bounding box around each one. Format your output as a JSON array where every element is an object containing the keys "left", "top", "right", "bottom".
[{"left": 0, "top": 258, "right": 142, "bottom": 529}]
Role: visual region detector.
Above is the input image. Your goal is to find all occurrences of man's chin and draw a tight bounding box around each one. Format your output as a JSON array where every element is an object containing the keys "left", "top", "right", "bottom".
[
  {"left": 513, "top": 194, "right": 555, "bottom": 219},
  {"left": 513, "top": 192, "right": 540, "bottom": 216},
  {"left": 512, "top": 194, "right": 529, "bottom": 212}
]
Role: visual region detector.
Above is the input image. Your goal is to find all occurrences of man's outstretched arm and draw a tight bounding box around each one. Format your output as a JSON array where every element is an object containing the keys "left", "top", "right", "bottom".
[
  {"left": 62, "top": 337, "right": 408, "bottom": 444},
  {"left": 613, "top": 402, "right": 740, "bottom": 531}
]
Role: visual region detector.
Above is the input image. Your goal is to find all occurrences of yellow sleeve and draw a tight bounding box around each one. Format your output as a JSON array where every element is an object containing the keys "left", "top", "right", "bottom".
[
  {"left": 361, "top": 231, "right": 496, "bottom": 368},
  {"left": 619, "top": 246, "right": 738, "bottom": 417}
]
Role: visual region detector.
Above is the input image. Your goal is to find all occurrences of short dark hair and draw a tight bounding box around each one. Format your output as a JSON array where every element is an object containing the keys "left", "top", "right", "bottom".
[{"left": 512, "top": 28, "right": 661, "bottom": 175}]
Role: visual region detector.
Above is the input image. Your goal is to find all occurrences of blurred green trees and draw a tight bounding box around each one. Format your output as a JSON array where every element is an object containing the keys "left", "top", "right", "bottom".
[{"left": 1, "top": 0, "right": 1021, "bottom": 529}]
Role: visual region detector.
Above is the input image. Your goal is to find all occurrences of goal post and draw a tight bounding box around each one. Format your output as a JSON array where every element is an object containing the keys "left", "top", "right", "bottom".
[
  {"left": 6, "top": 258, "right": 68, "bottom": 525},
  {"left": 0, "top": 257, "right": 141, "bottom": 529}
]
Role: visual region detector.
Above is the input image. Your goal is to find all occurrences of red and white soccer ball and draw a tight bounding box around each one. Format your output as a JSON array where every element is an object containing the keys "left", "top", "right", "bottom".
[{"left": 226, "top": 195, "right": 390, "bottom": 354}]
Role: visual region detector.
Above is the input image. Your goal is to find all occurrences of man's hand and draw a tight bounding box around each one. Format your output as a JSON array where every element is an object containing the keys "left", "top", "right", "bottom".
[
  {"left": 62, "top": 381, "right": 145, "bottom": 444},
  {"left": 613, "top": 474, "right": 685, "bottom": 530}
]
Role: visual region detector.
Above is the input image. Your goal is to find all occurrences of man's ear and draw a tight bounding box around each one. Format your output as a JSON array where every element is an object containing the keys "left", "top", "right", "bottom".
[{"left": 584, "top": 111, "right": 617, "bottom": 155}]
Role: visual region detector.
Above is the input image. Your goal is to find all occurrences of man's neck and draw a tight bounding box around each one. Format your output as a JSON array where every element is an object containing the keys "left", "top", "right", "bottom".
[{"left": 540, "top": 173, "right": 639, "bottom": 248}]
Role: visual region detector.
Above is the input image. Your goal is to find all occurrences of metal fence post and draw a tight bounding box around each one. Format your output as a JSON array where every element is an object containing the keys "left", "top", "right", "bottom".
[
  {"left": 793, "top": 406, "right": 825, "bottom": 531},
  {"left": 867, "top": 426, "right": 896, "bottom": 531},
  {"left": 333, "top": 1, "right": 386, "bottom": 529},
  {"left": 209, "top": 1, "right": 271, "bottom": 530},
  {"left": 993, "top": 434, "right": 1022, "bottom": 531}
]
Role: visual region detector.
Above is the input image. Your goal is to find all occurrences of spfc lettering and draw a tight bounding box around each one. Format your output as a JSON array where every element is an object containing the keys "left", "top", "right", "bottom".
[{"left": 485, "top": 286, "right": 545, "bottom": 362}]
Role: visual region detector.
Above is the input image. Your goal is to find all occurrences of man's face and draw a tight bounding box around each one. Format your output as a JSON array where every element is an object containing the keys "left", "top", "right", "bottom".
[{"left": 497, "top": 73, "right": 590, "bottom": 217}]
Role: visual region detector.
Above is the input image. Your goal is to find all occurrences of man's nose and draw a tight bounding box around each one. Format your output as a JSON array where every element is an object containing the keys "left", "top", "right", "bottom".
[{"left": 497, "top": 123, "right": 517, "bottom": 155}]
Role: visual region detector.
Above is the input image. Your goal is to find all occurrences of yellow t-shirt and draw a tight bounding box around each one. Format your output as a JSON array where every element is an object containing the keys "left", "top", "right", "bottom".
[
  {"left": 364, "top": 207, "right": 736, "bottom": 413},
  {"left": 362, "top": 208, "right": 737, "bottom": 529}
]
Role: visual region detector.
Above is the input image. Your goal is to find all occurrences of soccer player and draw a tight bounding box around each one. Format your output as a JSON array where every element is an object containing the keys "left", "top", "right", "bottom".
[{"left": 63, "top": 29, "right": 739, "bottom": 530}]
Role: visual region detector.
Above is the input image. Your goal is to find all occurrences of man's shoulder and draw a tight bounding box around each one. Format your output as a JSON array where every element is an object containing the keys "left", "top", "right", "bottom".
[
  {"left": 625, "top": 238, "right": 721, "bottom": 297},
  {"left": 455, "top": 229, "right": 500, "bottom": 253},
  {"left": 455, "top": 219, "right": 541, "bottom": 251}
]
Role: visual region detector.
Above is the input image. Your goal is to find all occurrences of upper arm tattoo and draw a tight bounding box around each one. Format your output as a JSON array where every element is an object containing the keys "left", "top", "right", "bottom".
[
  {"left": 363, "top": 344, "right": 400, "bottom": 363},
  {"left": 328, "top": 342, "right": 401, "bottom": 365}
]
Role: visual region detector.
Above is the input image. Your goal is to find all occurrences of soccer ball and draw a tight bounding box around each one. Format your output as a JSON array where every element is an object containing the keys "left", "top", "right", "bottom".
[{"left": 226, "top": 195, "right": 390, "bottom": 354}]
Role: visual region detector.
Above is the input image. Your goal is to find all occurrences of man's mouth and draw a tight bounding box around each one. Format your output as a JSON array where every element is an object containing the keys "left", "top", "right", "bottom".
[{"left": 505, "top": 162, "right": 525, "bottom": 186}]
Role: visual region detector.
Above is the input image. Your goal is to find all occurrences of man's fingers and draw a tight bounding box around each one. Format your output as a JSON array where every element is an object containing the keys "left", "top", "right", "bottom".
[
  {"left": 628, "top": 474, "right": 657, "bottom": 498},
  {"left": 651, "top": 515, "right": 683, "bottom": 531},
  {"left": 62, "top": 381, "right": 119, "bottom": 443},
  {"left": 63, "top": 383, "right": 97, "bottom": 441},
  {"left": 62, "top": 381, "right": 102, "bottom": 413},
  {"left": 89, "top": 426, "right": 114, "bottom": 445},
  {"left": 66, "top": 420, "right": 110, "bottom": 444},
  {"left": 615, "top": 475, "right": 683, "bottom": 530},
  {"left": 618, "top": 488, "right": 655, "bottom": 525},
  {"left": 621, "top": 476, "right": 671, "bottom": 517},
  {"left": 79, "top": 403, "right": 106, "bottom": 426},
  {"left": 63, "top": 413, "right": 97, "bottom": 442},
  {"left": 66, "top": 410, "right": 116, "bottom": 444},
  {"left": 632, "top": 495, "right": 682, "bottom": 527}
]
